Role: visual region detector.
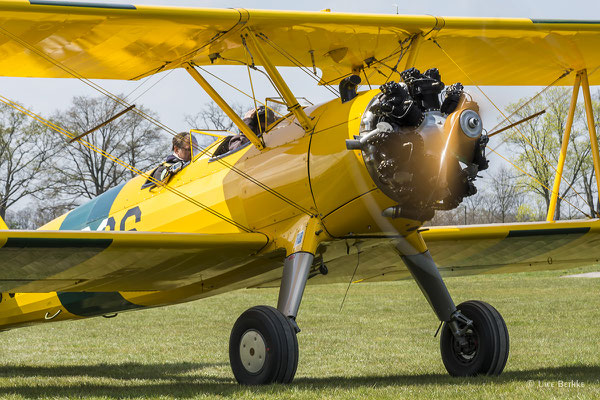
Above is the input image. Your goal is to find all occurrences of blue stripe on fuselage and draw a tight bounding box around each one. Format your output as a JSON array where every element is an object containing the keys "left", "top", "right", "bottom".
[
  {"left": 57, "top": 292, "right": 143, "bottom": 317},
  {"left": 60, "top": 183, "right": 125, "bottom": 230}
]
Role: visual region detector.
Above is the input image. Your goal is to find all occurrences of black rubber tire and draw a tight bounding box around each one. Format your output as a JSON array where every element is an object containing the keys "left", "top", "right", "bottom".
[
  {"left": 229, "top": 305, "right": 298, "bottom": 385},
  {"left": 440, "top": 300, "right": 509, "bottom": 377}
]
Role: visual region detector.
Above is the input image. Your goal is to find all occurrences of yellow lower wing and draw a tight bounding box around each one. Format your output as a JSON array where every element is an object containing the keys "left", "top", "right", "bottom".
[
  {"left": 253, "top": 219, "right": 600, "bottom": 288},
  {"left": 0, "top": 230, "right": 269, "bottom": 292},
  {"left": 423, "top": 218, "right": 600, "bottom": 275}
]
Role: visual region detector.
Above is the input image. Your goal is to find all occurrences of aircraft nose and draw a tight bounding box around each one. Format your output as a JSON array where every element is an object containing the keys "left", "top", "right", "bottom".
[{"left": 345, "top": 68, "right": 489, "bottom": 222}]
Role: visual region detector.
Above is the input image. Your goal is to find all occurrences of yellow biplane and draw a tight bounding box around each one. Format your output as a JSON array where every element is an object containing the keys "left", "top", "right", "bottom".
[{"left": 1, "top": 1, "right": 600, "bottom": 385}]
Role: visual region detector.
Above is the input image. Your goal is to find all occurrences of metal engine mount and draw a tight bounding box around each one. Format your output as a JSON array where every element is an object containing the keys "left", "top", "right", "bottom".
[{"left": 346, "top": 67, "right": 489, "bottom": 222}]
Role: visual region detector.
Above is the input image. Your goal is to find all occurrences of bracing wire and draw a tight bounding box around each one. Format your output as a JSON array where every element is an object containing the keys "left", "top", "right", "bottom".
[
  {"left": 0, "top": 94, "right": 256, "bottom": 232},
  {"left": 187, "top": 67, "right": 313, "bottom": 216},
  {"left": 432, "top": 38, "right": 592, "bottom": 213},
  {"left": 0, "top": 26, "right": 314, "bottom": 217},
  {"left": 486, "top": 144, "right": 591, "bottom": 218},
  {"left": 339, "top": 248, "right": 361, "bottom": 312},
  {"left": 126, "top": 67, "right": 178, "bottom": 103},
  {"left": 489, "top": 69, "right": 572, "bottom": 135},
  {"left": 242, "top": 36, "right": 262, "bottom": 133},
  {"left": 255, "top": 33, "right": 340, "bottom": 97},
  {"left": 195, "top": 65, "right": 294, "bottom": 123}
]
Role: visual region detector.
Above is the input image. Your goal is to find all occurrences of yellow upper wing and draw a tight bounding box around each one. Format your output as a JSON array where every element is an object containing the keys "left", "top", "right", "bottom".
[
  {"left": 0, "top": 2, "right": 599, "bottom": 85},
  {"left": 0, "top": 229, "right": 270, "bottom": 292}
]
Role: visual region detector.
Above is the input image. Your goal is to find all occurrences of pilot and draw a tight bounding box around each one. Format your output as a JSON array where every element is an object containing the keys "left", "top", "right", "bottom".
[
  {"left": 151, "top": 132, "right": 198, "bottom": 182},
  {"left": 227, "top": 106, "right": 275, "bottom": 152}
]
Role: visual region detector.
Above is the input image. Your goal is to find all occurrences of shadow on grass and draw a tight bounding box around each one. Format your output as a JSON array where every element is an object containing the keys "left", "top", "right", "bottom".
[
  {"left": 0, "top": 363, "right": 597, "bottom": 398},
  {"left": 0, "top": 362, "right": 228, "bottom": 381}
]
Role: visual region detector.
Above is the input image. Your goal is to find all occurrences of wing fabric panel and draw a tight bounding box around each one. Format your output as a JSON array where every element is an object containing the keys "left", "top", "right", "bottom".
[
  {"left": 0, "top": 4, "right": 599, "bottom": 85},
  {"left": 421, "top": 219, "right": 600, "bottom": 275},
  {"left": 0, "top": 230, "right": 268, "bottom": 292},
  {"left": 253, "top": 219, "right": 600, "bottom": 288}
]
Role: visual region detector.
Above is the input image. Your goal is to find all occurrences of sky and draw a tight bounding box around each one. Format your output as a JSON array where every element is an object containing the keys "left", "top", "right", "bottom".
[{"left": 1, "top": 0, "right": 599, "bottom": 134}]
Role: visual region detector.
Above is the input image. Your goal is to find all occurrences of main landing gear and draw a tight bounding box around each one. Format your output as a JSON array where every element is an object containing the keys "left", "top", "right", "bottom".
[
  {"left": 229, "top": 252, "right": 312, "bottom": 385},
  {"left": 229, "top": 244, "right": 508, "bottom": 384},
  {"left": 440, "top": 300, "right": 509, "bottom": 376},
  {"left": 400, "top": 248, "right": 509, "bottom": 376}
]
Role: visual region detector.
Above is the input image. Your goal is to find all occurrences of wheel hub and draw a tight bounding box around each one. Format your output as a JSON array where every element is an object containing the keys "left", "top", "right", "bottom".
[
  {"left": 239, "top": 329, "right": 266, "bottom": 374},
  {"left": 452, "top": 329, "right": 478, "bottom": 363}
]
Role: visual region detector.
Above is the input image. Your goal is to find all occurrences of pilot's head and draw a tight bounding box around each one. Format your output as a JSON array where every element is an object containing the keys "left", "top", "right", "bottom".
[
  {"left": 243, "top": 106, "right": 276, "bottom": 135},
  {"left": 172, "top": 132, "right": 198, "bottom": 162}
]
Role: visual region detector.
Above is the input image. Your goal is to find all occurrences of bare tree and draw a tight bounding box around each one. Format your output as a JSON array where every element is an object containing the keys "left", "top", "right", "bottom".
[
  {"left": 185, "top": 102, "right": 246, "bottom": 132},
  {"left": 505, "top": 88, "right": 588, "bottom": 220},
  {"left": 185, "top": 102, "right": 247, "bottom": 148},
  {"left": 5, "top": 199, "right": 74, "bottom": 229},
  {"left": 0, "top": 102, "right": 59, "bottom": 219},
  {"left": 46, "top": 95, "right": 167, "bottom": 201},
  {"left": 489, "top": 166, "right": 522, "bottom": 223}
]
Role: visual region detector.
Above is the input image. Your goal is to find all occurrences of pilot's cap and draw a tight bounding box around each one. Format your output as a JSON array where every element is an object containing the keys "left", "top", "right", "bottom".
[{"left": 243, "top": 106, "right": 276, "bottom": 133}]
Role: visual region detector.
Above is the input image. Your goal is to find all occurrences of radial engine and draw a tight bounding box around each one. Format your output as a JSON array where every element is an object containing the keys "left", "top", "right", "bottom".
[{"left": 346, "top": 67, "right": 489, "bottom": 222}]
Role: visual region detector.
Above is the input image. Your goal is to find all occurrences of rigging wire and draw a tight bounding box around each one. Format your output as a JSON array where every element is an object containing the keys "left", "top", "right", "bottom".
[
  {"left": 339, "top": 247, "right": 361, "bottom": 312},
  {"left": 486, "top": 144, "right": 591, "bottom": 218},
  {"left": 383, "top": 36, "right": 415, "bottom": 84},
  {"left": 317, "top": 37, "right": 411, "bottom": 88},
  {"left": 187, "top": 66, "right": 314, "bottom": 216},
  {"left": 432, "top": 38, "right": 592, "bottom": 213},
  {"left": 242, "top": 36, "right": 262, "bottom": 133},
  {"left": 489, "top": 69, "right": 572, "bottom": 136},
  {"left": 0, "top": 26, "right": 176, "bottom": 139},
  {"left": 362, "top": 68, "right": 372, "bottom": 90},
  {"left": 255, "top": 33, "right": 340, "bottom": 97},
  {"left": 0, "top": 94, "right": 256, "bottom": 232},
  {"left": 0, "top": 26, "right": 313, "bottom": 217},
  {"left": 195, "top": 65, "right": 300, "bottom": 128},
  {"left": 126, "top": 67, "right": 178, "bottom": 104},
  {"left": 492, "top": 66, "right": 600, "bottom": 140}
]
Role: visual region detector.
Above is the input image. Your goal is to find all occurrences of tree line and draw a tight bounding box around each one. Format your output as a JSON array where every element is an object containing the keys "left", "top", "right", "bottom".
[
  {"left": 431, "top": 88, "right": 600, "bottom": 225},
  {"left": 1, "top": 89, "right": 600, "bottom": 229}
]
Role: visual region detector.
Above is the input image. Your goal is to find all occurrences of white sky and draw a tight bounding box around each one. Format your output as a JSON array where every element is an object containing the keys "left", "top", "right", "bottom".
[{"left": 0, "top": 0, "right": 598, "bottom": 134}]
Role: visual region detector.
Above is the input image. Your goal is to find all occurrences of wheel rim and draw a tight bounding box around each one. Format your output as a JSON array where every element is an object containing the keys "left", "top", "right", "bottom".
[
  {"left": 450, "top": 327, "right": 479, "bottom": 365},
  {"left": 239, "top": 329, "right": 267, "bottom": 374}
]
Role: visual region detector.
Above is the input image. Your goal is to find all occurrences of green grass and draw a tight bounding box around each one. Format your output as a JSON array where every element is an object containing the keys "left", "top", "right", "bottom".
[{"left": 1, "top": 265, "right": 599, "bottom": 399}]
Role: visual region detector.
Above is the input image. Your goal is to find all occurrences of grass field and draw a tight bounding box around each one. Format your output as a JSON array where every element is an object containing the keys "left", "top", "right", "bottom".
[{"left": 1, "top": 265, "right": 599, "bottom": 399}]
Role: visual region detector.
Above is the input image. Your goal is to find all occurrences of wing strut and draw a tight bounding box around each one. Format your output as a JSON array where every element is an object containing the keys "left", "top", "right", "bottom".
[
  {"left": 547, "top": 69, "right": 600, "bottom": 220},
  {"left": 184, "top": 63, "right": 265, "bottom": 150},
  {"left": 244, "top": 30, "right": 314, "bottom": 133},
  {"left": 581, "top": 69, "right": 600, "bottom": 215}
]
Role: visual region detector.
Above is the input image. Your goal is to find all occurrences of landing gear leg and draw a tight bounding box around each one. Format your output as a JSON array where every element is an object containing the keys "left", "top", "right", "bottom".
[
  {"left": 398, "top": 246, "right": 509, "bottom": 376},
  {"left": 229, "top": 252, "right": 313, "bottom": 385}
]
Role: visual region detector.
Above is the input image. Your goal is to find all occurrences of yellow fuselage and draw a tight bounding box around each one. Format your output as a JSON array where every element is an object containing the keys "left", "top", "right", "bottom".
[{"left": 0, "top": 90, "right": 424, "bottom": 331}]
